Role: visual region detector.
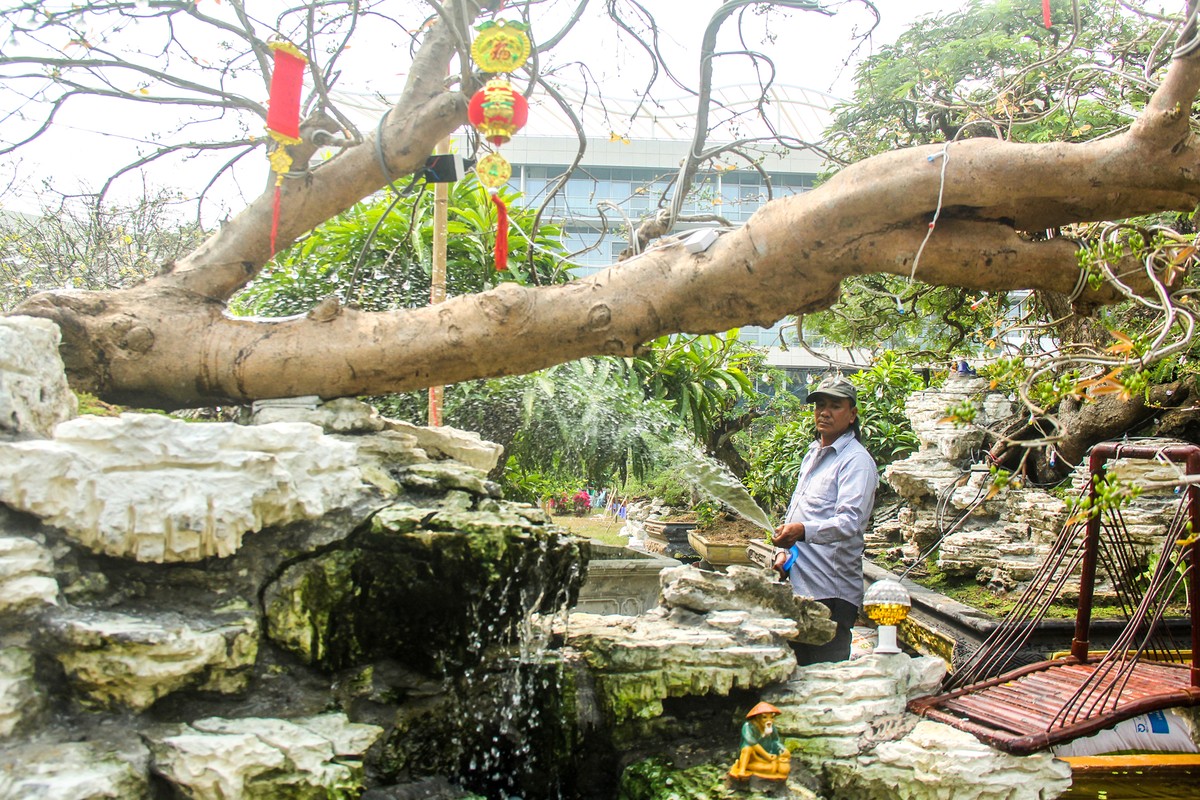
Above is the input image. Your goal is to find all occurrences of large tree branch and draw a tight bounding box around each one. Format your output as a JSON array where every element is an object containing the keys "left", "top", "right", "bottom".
[
  {"left": 12, "top": 2, "right": 1200, "bottom": 410},
  {"left": 10, "top": 186, "right": 1154, "bottom": 408}
]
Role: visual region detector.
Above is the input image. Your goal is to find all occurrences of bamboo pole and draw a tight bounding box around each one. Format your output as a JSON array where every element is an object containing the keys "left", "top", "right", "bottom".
[{"left": 428, "top": 136, "right": 450, "bottom": 426}]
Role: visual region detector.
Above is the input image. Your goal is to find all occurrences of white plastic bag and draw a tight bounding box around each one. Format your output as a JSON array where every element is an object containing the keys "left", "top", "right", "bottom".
[{"left": 1052, "top": 709, "right": 1198, "bottom": 756}]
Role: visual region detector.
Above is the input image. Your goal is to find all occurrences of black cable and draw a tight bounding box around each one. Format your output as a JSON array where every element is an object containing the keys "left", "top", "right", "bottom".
[{"left": 343, "top": 179, "right": 427, "bottom": 303}]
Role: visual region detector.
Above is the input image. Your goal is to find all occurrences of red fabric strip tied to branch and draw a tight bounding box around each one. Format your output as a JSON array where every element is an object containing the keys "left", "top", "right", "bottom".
[
  {"left": 491, "top": 191, "right": 509, "bottom": 271},
  {"left": 270, "top": 184, "right": 283, "bottom": 259}
]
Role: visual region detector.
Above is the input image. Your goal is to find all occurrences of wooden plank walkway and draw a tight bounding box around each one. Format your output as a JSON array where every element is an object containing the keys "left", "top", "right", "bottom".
[{"left": 908, "top": 658, "right": 1200, "bottom": 754}]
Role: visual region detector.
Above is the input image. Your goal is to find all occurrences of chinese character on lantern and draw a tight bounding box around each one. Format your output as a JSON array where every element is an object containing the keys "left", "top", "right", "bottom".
[{"left": 467, "top": 79, "right": 529, "bottom": 147}]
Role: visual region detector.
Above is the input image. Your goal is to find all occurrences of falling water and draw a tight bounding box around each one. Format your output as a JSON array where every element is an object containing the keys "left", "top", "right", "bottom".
[
  {"left": 671, "top": 443, "right": 775, "bottom": 532},
  {"left": 425, "top": 361, "right": 781, "bottom": 796},
  {"left": 444, "top": 531, "right": 580, "bottom": 799}
]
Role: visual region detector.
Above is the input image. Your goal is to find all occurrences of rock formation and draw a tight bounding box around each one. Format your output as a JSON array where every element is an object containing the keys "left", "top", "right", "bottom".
[
  {"left": 0, "top": 314, "right": 1078, "bottom": 799},
  {"left": 878, "top": 377, "right": 1180, "bottom": 592},
  {"left": 562, "top": 565, "right": 836, "bottom": 722}
]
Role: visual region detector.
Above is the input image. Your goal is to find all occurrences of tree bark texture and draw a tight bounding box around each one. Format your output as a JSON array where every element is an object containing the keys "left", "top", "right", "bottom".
[{"left": 13, "top": 2, "right": 1200, "bottom": 410}]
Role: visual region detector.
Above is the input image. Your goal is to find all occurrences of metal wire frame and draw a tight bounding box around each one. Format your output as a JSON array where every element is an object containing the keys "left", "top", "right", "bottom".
[{"left": 916, "top": 441, "right": 1200, "bottom": 753}]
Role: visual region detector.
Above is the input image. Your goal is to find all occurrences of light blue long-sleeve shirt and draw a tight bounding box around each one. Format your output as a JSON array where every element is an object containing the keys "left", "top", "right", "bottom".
[{"left": 780, "top": 430, "right": 877, "bottom": 608}]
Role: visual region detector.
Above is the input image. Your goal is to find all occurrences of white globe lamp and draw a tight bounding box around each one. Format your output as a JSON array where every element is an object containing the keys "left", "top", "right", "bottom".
[{"left": 862, "top": 579, "right": 911, "bottom": 655}]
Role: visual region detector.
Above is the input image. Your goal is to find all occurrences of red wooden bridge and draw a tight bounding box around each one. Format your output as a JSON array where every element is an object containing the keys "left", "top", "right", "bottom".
[{"left": 908, "top": 441, "right": 1200, "bottom": 755}]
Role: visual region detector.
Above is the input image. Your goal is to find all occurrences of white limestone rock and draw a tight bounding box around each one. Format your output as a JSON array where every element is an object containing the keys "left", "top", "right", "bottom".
[
  {"left": 145, "top": 713, "right": 383, "bottom": 800},
  {"left": 905, "top": 378, "right": 991, "bottom": 460},
  {"left": 981, "top": 392, "right": 1018, "bottom": 423},
  {"left": 0, "top": 647, "right": 42, "bottom": 738},
  {"left": 881, "top": 377, "right": 1090, "bottom": 579},
  {"left": 895, "top": 506, "right": 944, "bottom": 557},
  {"left": 938, "top": 529, "right": 1040, "bottom": 578},
  {"left": 832, "top": 719, "right": 1072, "bottom": 800},
  {"left": 657, "top": 565, "right": 836, "bottom": 644},
  {"left": 562, "top": 609, "right": 797, "bottom": 721},
  {"left": 884, "top": 381, "right": 1018, "bottom": 503},
  {"left": 383, "top": 418, "right": 503, "bottom": 472},
  {"left": 48, "top": 606, "right": 258, "bottom": 711},
  {"left": 291, "top": 712, "right": 385, "bottom": 756},
  {"left": 0, "top": 536, "right": 58, "bottom": 614},
  {"left": 764, "top": 654, "right": 1071, "bottom": 799},
  {"left": 766, "top": 654, "right": 945, "bottom": 761},
  {"left": 0, "top": 740, "right": 150, "bottom": 799},
  {"left": 931, "top": 486, "right": 1072, "bottom": 579},
  {"left": 1005, "top": 489, "right": 1069, "bottom": 537},
  {"left": 706, "top": 609, "right": 800, "bottom": 642},
  {"left": 866, "top": 513, "right": 902, "bottom": 552},
  {"left": 245, "top": 396, "right": 386, "bottom": 433},
  {"left": 1101, "top": 454, "right": 1194, "bottom": 497},
  {"left": 148, "top": 726, "right": 286, "bottom": 799},
  {"left": 884, "top": 456, "right": 965, "bottom": 504},
  {"left": 0, "top": 413, "right": 366, "bottom": 562},
  {"left": 0, "top": 316, "right": 77, "bottom": 440},
  {"left": 1063, "top": 455, "right": 1183, "bottom": 561},
  {"left": 399, "top": 461, "right": 498, "bottom": 497},
  {"left": 344, "top": 430, "right": 433, "bottom": 482},
  {"left": 556, "top": 565, "right": 837, "bottom": 721}
]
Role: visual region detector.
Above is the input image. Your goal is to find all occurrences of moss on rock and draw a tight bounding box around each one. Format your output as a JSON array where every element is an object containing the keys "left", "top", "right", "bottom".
[{"left": 263, "top": 500, "right": 583, "bottom": 675}]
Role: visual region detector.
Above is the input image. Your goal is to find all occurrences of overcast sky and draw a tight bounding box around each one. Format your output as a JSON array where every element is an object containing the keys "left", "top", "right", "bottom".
[{"left": 2, "top": 0, "right": 964, "bottom": 219}]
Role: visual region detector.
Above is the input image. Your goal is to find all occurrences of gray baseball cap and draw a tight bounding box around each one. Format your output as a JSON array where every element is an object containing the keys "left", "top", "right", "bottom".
[{"left": 808, "top": 375, "right": 857, "bottom": 404}]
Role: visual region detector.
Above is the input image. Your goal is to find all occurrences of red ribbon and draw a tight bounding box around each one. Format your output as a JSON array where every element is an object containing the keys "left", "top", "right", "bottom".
[
  {"left": 1042, "top": 0, "right": 1051, "bottom": 28},
  {"left": 270, "top": 183, "right": 282, "bottom": 258},
  {"left": 491, "top": 191, "right": 508, "bottom": 271}
]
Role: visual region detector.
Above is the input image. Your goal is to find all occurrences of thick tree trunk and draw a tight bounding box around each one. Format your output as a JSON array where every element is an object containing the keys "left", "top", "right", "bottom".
[
  {"left": 706, "top": 409, "right": 760, "bottom": 480},
  {"left": 12, "top": 3, "right": 1200, "bottom": 409},
  {"left": 1054, "top": 392, "right": 1160, "bottom": 468},
  {"left": 988, "top": 380, "right": 1199, "bottom": 482}
]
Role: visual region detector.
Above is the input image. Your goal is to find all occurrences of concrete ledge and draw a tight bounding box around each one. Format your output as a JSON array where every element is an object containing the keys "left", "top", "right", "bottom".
[{"left": 575, "top": 544, "right": 680, "bottom": 616}]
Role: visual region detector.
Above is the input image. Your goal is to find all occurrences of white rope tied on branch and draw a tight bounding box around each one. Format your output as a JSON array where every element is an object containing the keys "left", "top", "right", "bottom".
[
  {"left": 908, "top": 141, "right": 952, "bottom": 283},
  {"left": 908, "top": 119, "right": 1003, "bottom": 284}
]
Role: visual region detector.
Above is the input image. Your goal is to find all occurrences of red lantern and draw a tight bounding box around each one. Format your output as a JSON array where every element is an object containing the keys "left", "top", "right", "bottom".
[
  {"left": 467, "top": 79, "right": 528, "bottom": 146},
  {"left": 266, "top": 41, "right": 307, "bottom": 146},
  {"left": 265, "top": 40, "right": 308, "bottom": 258}
]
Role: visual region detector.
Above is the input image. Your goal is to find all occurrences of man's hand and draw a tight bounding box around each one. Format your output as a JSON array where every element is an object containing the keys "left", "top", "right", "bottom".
[
  {"left": 772, "top": 550, "right": 789, "bottom": 579},
  {"left": 772, "top": 522, "right": 804, "bottom": 548}
]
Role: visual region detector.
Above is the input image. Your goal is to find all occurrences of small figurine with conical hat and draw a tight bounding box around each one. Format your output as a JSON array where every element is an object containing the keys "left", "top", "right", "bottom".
[{"left": 728, "top": 701, "right": 791, "bottom": 782}]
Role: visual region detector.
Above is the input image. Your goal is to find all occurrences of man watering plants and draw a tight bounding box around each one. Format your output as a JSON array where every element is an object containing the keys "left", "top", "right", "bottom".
[{"left": 772, "top": 375, "right": 877, "bottom": 665}]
